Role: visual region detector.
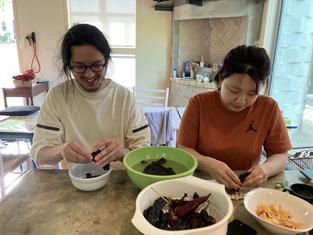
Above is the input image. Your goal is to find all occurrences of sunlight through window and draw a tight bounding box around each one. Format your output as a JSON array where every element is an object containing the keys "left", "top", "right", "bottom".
[{"left": 69, "top": 0, "right": 136, "bottom": 88}]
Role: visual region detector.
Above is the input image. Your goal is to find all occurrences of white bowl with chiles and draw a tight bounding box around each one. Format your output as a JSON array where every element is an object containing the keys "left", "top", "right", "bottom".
[
  {"left": 69, "top": 161, "right": 111, "bottom": 191},
  {"left": 132, "top": 176, "right": 233, "bottom": 235}
]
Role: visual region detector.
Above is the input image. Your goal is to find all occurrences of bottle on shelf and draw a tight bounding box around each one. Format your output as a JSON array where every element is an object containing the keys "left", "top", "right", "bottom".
[
  {"left": 200, "top": 55, "right": 204, "bottom": 68},
  {"left": 172, "top": 68, "right": 177, "bottom": 79}
]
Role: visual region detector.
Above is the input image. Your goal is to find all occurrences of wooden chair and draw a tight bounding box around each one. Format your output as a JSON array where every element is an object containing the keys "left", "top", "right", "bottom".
[{"left": 133, "top": 87, "right": 169, "bottom": 107}]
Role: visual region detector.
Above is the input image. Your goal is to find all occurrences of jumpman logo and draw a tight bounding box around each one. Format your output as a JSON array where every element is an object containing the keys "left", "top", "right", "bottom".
[{"left": 246, "top": 120, "right": 258, "bottom": 133}]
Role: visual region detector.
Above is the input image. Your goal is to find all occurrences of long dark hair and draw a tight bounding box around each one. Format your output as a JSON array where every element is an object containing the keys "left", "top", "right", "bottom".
[
  {"left": 60, "top": 23, "right": 111, "bottom": 79},
  {"left": 214, "top": 45, "right": 271, "bottom": 92}
]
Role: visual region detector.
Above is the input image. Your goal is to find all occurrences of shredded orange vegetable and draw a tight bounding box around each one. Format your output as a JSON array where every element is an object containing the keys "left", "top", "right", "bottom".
[{"left": 256, "top": 203, "right": 303, "bottom": 230}]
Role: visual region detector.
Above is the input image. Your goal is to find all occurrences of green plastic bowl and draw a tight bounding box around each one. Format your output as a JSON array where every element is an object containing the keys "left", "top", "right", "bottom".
[{"left": 123, "top": 146, "right": 198, "bottom": 189}]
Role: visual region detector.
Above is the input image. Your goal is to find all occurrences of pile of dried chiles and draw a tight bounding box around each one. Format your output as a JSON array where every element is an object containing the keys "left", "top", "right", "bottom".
[
  {"left": 143, "top": 192, "right": 216, "bottom": 230},
  {"left": 141, "top": 157, "right": 176, "bottom": 176}
]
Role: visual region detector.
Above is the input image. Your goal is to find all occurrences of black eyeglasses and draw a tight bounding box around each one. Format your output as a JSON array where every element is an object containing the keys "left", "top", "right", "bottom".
[{"left": 70, "top": 62, "right": 106, "bottom": 73}]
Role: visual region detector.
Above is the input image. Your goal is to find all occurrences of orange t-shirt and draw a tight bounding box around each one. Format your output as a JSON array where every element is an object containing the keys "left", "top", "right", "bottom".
[{"left": 177, "top": 90, "right": 292, "bottom": 170}]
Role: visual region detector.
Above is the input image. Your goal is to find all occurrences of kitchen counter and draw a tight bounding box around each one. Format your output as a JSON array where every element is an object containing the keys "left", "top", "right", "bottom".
[
  {"left": 0, "top": 170, "right": 311, "bottom": 235},
  {"left": 171, "top": 77, "right": 216, "bottom": 89},
  {"left": 0, "top": 170, "right": 142, "bottom": 235},
  {"left": 170, "top": 78, "right": 216, "bottom": 106}
]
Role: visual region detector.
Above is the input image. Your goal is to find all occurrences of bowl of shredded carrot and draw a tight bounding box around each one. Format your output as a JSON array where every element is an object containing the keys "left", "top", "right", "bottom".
[{"left": 244, "top": 188, "right": 313, "bottom": 235}]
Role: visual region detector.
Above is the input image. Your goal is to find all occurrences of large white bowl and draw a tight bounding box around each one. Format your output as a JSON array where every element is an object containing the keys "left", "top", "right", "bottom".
[
  {"left": 132, "top": 176, "right": 233, "bottom": 235},
  {"left": 244, "top": 188, "right": 313, "bottom": 235},
  {"left": 69, "top": 162, "right": 111, "bottom": 191}
]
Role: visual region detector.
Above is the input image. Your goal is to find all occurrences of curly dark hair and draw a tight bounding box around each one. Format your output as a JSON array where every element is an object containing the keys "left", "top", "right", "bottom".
[
  {"left": 60, "top": 23, "right": 111, "bottom": 79},
  {"left": 213, "top": 45, "right": 271, "bottom": 91}
]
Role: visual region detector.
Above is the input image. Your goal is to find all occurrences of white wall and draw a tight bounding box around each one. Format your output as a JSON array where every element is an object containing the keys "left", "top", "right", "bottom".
[
  {"left": 12, "top": 0, "right": 172, "bottom": 91},
  {"left": 137, "top": 0, "right": 172, "bottom": 89},
  {"left": 13, "top": 0, "right": 68, "bottom": 85}
]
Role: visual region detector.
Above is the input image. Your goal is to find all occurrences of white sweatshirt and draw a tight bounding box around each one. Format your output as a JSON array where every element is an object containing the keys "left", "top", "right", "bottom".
[{"left": 30, "top": 79, "right": 150, "bottom": 167}]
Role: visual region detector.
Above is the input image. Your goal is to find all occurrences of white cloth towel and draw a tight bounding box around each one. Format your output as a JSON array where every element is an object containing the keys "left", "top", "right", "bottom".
[{"left": 144, "top": 109, "right": 173, "bottom": 146}]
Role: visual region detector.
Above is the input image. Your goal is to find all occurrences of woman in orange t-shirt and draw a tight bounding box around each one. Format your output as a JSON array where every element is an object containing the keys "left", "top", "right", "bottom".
[{"left": 177, "top": 45, "right": 292, "bottom": 189}]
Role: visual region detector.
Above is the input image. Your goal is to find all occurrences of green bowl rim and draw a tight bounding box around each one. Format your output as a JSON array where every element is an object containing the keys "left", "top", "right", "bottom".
[{"left": 123, "top": 146, "right": 198, "bottom": 178}]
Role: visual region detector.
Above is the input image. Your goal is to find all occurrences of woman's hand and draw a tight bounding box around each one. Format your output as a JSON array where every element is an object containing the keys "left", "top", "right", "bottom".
[
  {"left": 61, "top": 140, "right": 92, "bottom": 163},
  {"left": 177, "top": 145, "right": 241, "bottom": 189},
  {"left": 204, "top": 158, "right": 241, "bottom": 189},
  {"left": 241, "top": 152, "right": 287, "bottom": 188},
  {"left": 92, "top": 138, "right": 127, "bottom": 167},
  {"left": 241, "top": 165, "right": 268, "bottom": 187}
]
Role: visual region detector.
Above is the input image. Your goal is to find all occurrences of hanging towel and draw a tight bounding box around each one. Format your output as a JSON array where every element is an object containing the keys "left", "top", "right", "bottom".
[{"left": 144, "top": 109, "right": 173, "bottom": 146}]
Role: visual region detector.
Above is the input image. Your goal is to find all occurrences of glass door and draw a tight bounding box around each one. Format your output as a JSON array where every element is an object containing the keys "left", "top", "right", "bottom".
[{"left": 269, "top": 0, "right": 313, "bottom": 148}]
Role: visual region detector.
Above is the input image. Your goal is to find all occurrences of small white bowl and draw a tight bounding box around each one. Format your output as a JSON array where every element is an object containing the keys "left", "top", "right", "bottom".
[
  {"left": 132, "top": 176, "right": 233, "bottom": 235},
  {"left": 244, "top": 188, "right": 313, "bottom": 235},
  {"left": 69, "top": 162, "right": 111, "bottom": 191}
]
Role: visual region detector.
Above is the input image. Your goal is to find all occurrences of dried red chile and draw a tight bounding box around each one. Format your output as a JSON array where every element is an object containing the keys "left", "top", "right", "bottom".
[
  {"left": 90, "top": 149, "right": 110, "bottom": 171},
  {"left": 85, "top": 172, "right": 100, "bottom": 178},
  {"left": 239, "top": 171, "right": 251, "bottom": 183},
  {"left": 143, "top": 193, "right": 216, "bottom": 230},
  {"left": 142, "top": 157, "right": 175, "bottom": 175},
  {"left": 91, "top": 149, "right": 102, "bottom": 162}
]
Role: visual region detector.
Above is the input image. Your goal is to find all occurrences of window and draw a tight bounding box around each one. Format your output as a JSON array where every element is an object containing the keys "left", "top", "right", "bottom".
[
  {"left": 68, "top": 0, "right": 136, "bottom": 88},
  {"left": 1, "top": 22, "right": 7, "bottom": 31},
  {"left": 269, "top": 0, "right": 313, "bottom": 147},
  {"left": 0, "top": 0, "right": 21, "bottom": 108}
]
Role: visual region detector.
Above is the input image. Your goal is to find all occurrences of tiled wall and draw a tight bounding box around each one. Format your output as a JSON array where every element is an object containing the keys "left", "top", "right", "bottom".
[
  {"left": 176, "top": 17, "right": 247, "bottom": 72},
  {"left": 209, "top": 17, "right": 248, "bottom": 64},
  {"left": 169, "top": 0, "right": 264, "bottom": 106},
  {"left": 170, "top": 17, "right": 248, "bottom": 106}
]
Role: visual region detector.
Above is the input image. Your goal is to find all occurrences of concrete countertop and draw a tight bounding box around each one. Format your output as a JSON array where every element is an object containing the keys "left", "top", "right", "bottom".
[
  {"left": 0, "top": 170, "right": 142, "bottom": 235},
  {"left": 0, "top": 170, "right": 310, "bottom": 235}
]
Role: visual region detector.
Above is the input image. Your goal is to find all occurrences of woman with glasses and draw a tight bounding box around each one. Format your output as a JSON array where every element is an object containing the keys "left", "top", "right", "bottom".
[
  {"left": 177, "top": 45, "right": 292, "bottom": 189},
  {"left": 30, "top": 24, "right": 150, "bottom": 169}
]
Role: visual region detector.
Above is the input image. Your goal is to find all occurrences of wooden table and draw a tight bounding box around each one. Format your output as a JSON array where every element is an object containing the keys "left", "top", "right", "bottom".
[
  {"left": 2, "top": 81, "right": 49, "bottom": 108},
  {"left": 0, "top": 170, "right": 311, "bottom": 235}
]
